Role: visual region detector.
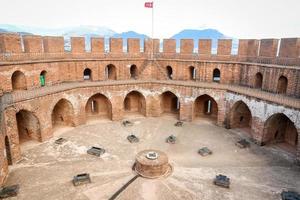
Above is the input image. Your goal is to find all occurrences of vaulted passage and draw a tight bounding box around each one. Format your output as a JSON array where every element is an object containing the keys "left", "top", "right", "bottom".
[
  {"left": 263, "top": 113, "right": 298, "bottom": 153},
  {"left": 16, "top": 110, "right": 41, "bottom": 144},
  {"left": 160, "top": 91, "right": 179, "bottom": 118},
  {"left": 194, "top": 94, "right": 218, "bottom": 122},
  {"left": 11, "top": 71, "right": 27, "bottom": 90},
  {"left": 51, "top": 99, "right": 75, "bottom": 128},
  {"left": 229, "top": 101, "right": 252, "bottom": 134},
  {"left": 106, "top": 64, "right": 117, "bottom": 80},
  {"left": 124, "top": 91, "right": 146, "bottom": 116},
  {"left": 85, "top": 94, "right": 112, "bottom": 120}
]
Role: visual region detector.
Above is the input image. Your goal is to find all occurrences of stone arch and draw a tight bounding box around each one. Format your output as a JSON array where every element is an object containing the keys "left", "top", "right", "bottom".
[
  {"left": 85, "top": 93, "right": 112, "bottom": 120},
  {"left": 213, "top": 68, "right": 220, "bottom": 83},
  {"left": 166, "top": 66, "right": 173, "bottom": 79},
  {"left": 40, "top": 70, "right": 47, "bottom": 87},
  {"left": 188, "top": 66, "right": 196, "bottom": 80},
  {"left": 277, "top": 75, "right": 288, "bottom": 94},
  {"left": 130, "top": 64, "right": 138, "bottom": 79},
  {"left": 5, "top": 136, "right": 12, "bottom": 165},
  {"left": 160, "top": 91, "right": 179, "bottom": 118},
  {"left": 254, "top": 72, "right": 263, "bottom": 89},
  {"left": 124, "top": 91, "right": 146, "bottom": 116},
  {"left": 105, "top": 64, "right": 117, "bottom": 80},
  {"left": 11, "top": 70, "right": 27, "bottom": 90},
  {"left": 16, "top": 109, "right": 41, "bottom": 143},
  {"left": 83, "top": 68, "right": 92, "bottom": 80},
  {"left": 263, "top": 113, "right": 298, "bottom": 152},
  {"left": 229, "top": 101, "right": 252, "bottom": 131},
  {"left": 194, "top": 94, "right": 218, "bottom": 122},
  {"left": 51, "top": 99, "right": 75, "bottom": 128}
]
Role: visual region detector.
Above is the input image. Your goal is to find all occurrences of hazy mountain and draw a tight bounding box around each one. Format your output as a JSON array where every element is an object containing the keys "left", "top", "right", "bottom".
[{"left": 0, "top": 25, "right": 236, "bottom": 53}]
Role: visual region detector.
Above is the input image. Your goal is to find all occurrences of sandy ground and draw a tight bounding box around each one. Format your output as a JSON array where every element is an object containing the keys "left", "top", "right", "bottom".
[{"left": 4, "top": 116, "right": 300, "bottom": 200}]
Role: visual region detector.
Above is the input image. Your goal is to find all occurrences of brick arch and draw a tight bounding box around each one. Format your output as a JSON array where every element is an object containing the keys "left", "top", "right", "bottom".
[
  {"left": 160, "top": 91, "right": 179, "bottom": 118},
  {"left": 254, "top": 72, "right": 263, "bottom": 89},
  {"left": 83, "top": 68, "right": 92, "bottom": 80},
  {"left": 212, "top": 68, "right": 221, "bottom": 83},
  {"left": 16, "top": 109, "right": 42, "bottom": 143},
  {"left": 51, "top": 98, "right": 75, "bottom": 128},
  {"left": 130, "top": 64, "right": 138, "bottom": 79},
  {"left": 40, "top": 70, "right": 47, "bottom": 87},
  {"left": 11, "top": 70, "right": 27, "bottom": 90},
  {"left": 166, "top": 65, "right": 173, "bottom": 79},
  {"left": 277, "top": 75, "right": 288, "bottom": 94},
  {"left": 229, "top": 100, "right": 252, "bottom": 132},
  {"left": 262, "top": 113, "right": 298, "bottom": 153},
  {"left": 105, "top": 64, "right": 117, "bottom": 80},
  {"left": 188, "top": 66, "right": 196, "bottom": 80},
  {"left": 194, "top": 94, "right": 218, "bottom": 122},
  {"left": 123, "top": 90, "right": 146, "bottom": 116},
  {"left": 85, "top": 93, "right": 112, "bottom": 120}
]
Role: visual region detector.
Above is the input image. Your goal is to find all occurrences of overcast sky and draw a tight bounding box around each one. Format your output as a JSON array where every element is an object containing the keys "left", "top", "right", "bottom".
[{"left": 0, "top": 0, "right": 299, "bottom": 39}]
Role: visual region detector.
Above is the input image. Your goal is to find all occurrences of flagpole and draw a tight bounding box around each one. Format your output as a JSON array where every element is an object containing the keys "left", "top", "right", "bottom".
[{"left": 151, "top": 1, "right": 154, "bottom": 59}]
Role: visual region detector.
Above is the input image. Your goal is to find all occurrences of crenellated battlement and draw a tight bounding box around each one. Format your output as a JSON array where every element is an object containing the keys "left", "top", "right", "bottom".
[{"left": 0, "top": 33, "right": 299, "bottom": 66}]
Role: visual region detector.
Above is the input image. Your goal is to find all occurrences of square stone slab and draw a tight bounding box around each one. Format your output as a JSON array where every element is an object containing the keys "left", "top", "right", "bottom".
[
  {"left": 235, "top": 139, "right": 250, "bottom": 149},
  {"left": 0, "top": 185, "right": 19, "bottom": 198},
  {"left": 198, "top": 147, "right": 213, "bottom": 156},
  {"left": 87, "top": 147, "right": 105, "bottom": 157},
  {"left": 213, "top": 174, "right": 230, "bottom": 188},
  {"left": 72, "top": 173, "right": 91, "bottom": 186}
]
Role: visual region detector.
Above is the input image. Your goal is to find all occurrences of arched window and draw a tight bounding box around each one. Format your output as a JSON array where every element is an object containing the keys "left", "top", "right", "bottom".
[
  {"left": 130, "top": 65, "right": 138, "bottom": 79},
  {"left": 11, "top": 71, "right": 27, "bottom": 90},
  {"left": 40, "top": 70, "right": 47, "bottom": 87},
  {"left": 105, "top": 64, "right": 117, "bottom": 80},
  {"left": 254, "top": 72, "right": 263, "bottom": 89},
  {"left": 83, "top": 68, "right": 92, "bottom": 80},
  {"left": 213, "top": 68, "right": 220, "bottom": 83},
  {"left": 189, "top": 66, "right": 196, "bottom": 80},
  {"left": 277, "top": 75, "right": 288, "bottom": 94},
  {"left": 166, "top": 66, "right": 173, "bottom": 79}
]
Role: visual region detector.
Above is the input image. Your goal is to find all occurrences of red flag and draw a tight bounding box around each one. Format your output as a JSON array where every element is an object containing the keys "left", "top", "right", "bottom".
[{"left": 144, "top": 2, "right": 153, "bottom": 8}]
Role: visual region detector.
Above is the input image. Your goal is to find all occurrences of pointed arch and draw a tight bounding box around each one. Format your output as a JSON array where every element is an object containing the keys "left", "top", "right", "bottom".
[
  {"left": 123, "top": 91, "right": 146, "bottom": 116},
  {"left": 229, "top": 100, "right": 252, "bottom": 131},
  {"left": 160, "top": 91, "right": 179, "bottom": 118},
  {"left": 85, "top": 93, "right": 112, "bottom": 120},
  {"left": 263, "top": 113, "right": 298, "bottom": 152},
  {"left": 16, "top": 109, "right": 41, "bottom": 143},
  {"left": 194, "top": 94, "right": 218, "bottom": 122},
  {"left": 11, "top": 70, "right": 27, "bottom": 90},
  {"left": 51, "top": 99, "right": 75, "bottom": 128}
]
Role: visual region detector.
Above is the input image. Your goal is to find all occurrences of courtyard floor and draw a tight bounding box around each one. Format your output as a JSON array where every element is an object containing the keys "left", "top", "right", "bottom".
[{"left": 4, "top": 116, "right": 300, "bottom": 200}]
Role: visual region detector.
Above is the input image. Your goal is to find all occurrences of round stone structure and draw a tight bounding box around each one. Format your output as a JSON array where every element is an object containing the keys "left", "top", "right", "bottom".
[{"left": 134, "top": 149, "right": 172, "bottom": 179}]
